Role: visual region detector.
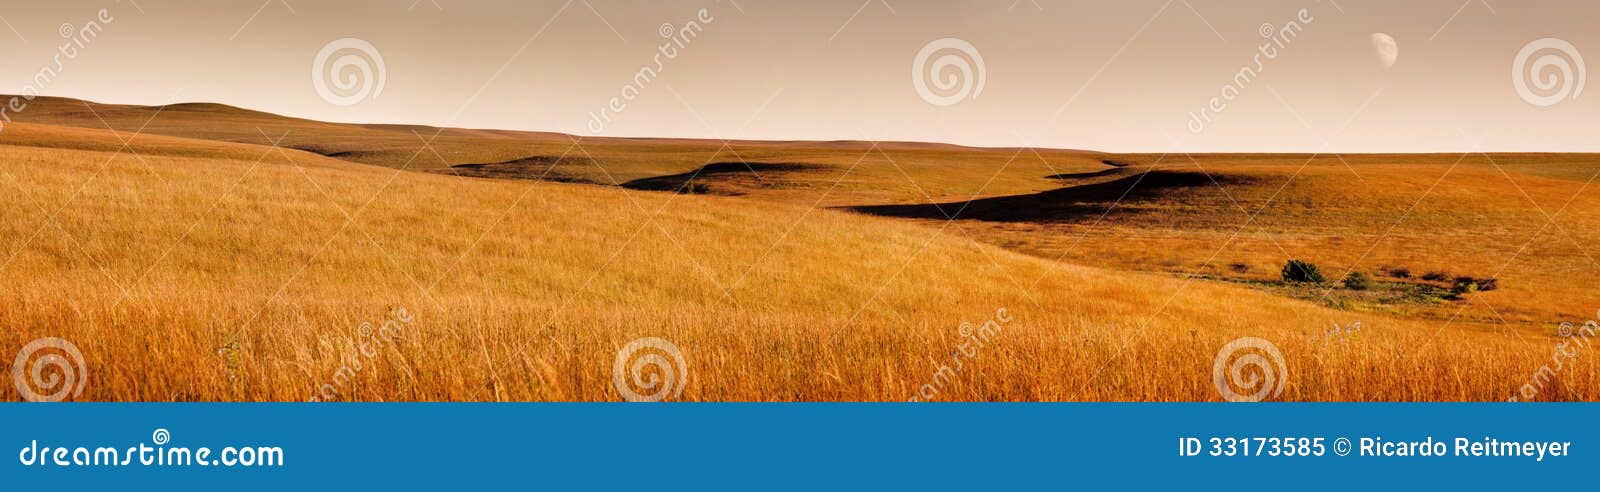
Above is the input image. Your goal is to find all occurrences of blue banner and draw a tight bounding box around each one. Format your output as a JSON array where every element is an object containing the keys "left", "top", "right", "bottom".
[{"left": 0, "top": 403, "right": 1591, "bottom": 489}]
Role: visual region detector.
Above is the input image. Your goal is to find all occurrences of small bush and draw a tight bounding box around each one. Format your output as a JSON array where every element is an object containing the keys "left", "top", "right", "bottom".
[
  {"left": 1453, "top": 276, "right": 1499, "bottom": 293},
  {"left": 677, "top": 180, "right": 711, "bottom": 195},
  {"left": 1421, "top": 271, "right": 1452, "bottom": 282},
  {"left": 1228, "top": 262, "right": 1251, "bottom": 274},
  {"left": 1478, "top": 278, "right": 1499, "bottom": 291},
  {"left": 1386, "top": 267, "right": 1411, "bottom": 279},
  {"left": 1343, "top": 272, "right": 1373, "bottom": 290},
  {"left": 1281, "top": 259, "right": 1326, "bottom": 283}
]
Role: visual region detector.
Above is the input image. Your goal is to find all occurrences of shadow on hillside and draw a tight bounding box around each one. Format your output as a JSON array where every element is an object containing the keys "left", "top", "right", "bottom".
[
  {"left": 444, "top": 155, "right": 598, "bottom": 182},
  {"left": 289, "top": 145, "right": 432, "bottom": 166},
  {"left": 1045, "top": 168, "right": 1126, "bottom": 180},
  {"left": 848, "top": 170, "right": 1228, "bottom": 223},
  {"left": 621, "top": 162, "right": 816, "bottom": 195}
]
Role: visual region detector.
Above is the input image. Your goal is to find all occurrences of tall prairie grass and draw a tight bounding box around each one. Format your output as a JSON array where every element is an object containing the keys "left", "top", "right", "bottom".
[{"left": 1, "top": 123, "right": 1594, "bottom": 401}]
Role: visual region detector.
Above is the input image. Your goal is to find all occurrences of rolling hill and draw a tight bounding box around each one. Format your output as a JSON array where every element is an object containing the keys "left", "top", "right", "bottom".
[{"left": 1, "top": 96, "right": 1595, "bottom": 401}]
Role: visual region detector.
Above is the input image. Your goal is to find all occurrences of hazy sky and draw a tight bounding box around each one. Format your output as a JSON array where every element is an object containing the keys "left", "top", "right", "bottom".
[{"left": 2, "top": 0, "right": 1595, "bottom": 151}]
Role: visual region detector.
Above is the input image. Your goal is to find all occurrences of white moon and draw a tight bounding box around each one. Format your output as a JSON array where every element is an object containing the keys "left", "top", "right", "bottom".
[{"left": 1370, "top": 33, "right": 1399, "bottom": 69}]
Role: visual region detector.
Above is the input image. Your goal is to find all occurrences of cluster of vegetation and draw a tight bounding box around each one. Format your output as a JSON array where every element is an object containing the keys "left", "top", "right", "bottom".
[
  {"left": 1280, "top": 261, "right": 1496, "bottom": 297},
  {"left": 1450, "top": 276, "right": 1499, "bottom": 295},
  {"left": 1393, "top": 268, "right": 1500, "bottom": 295},
  {"left": 1278, "top": 260, "right": 1372, "bottom": 291}
]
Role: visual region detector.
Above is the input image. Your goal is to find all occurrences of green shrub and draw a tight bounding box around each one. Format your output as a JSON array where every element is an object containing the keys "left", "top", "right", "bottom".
[
  {"left": 1343, "top": 271, "right": 1373, "bottom": 290},
  {"left": 1281, "top": 259, "right": 1326, "bottom": 283}
]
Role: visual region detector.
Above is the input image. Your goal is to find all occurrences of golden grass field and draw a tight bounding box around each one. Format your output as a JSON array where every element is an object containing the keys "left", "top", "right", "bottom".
[{"left": 2, "top": 96, "right": 1597, "bottom": 401}]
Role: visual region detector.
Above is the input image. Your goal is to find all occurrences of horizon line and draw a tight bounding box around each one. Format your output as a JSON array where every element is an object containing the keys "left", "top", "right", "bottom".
[{"left": 10, "top": 92, "right": 1598, "bottom": 156}]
